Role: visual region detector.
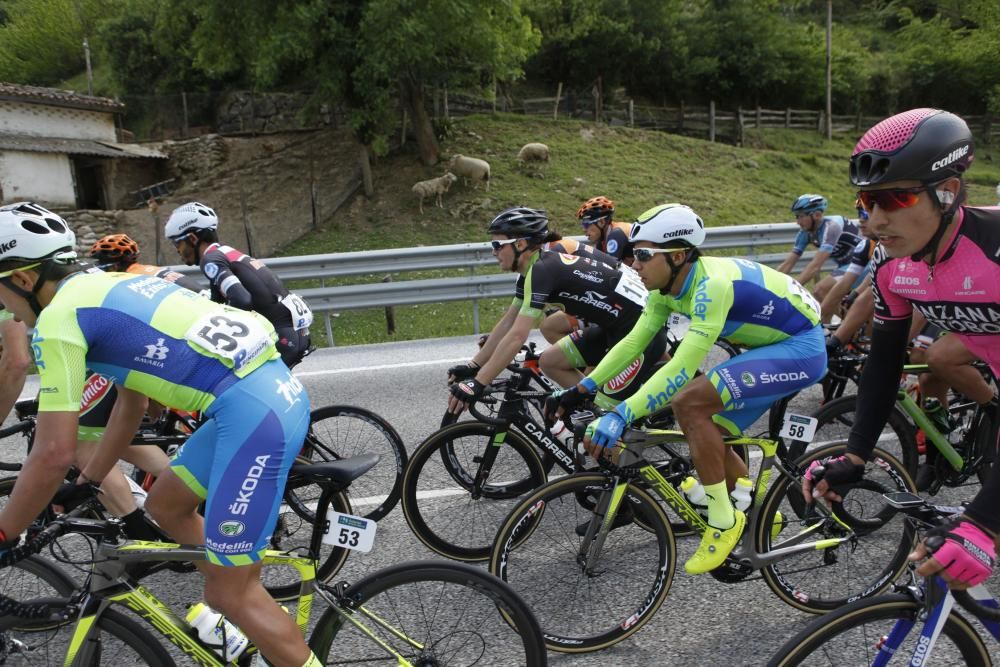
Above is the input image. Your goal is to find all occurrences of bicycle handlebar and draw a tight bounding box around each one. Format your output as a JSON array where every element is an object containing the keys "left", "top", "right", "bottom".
[
  {"left": 0, "top": 420, "right": 32, "bottom": 440},
  {"left": 469, "top": 397, "right": 507, "bottom": 428},
  {"left": 0, "top": 507, "right": 108, "bottom": 569}
]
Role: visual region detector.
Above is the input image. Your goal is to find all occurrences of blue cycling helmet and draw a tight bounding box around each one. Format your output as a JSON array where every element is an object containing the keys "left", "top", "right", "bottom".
[{"left": 791, "top": 194, "right": 828, "bottom": 215}]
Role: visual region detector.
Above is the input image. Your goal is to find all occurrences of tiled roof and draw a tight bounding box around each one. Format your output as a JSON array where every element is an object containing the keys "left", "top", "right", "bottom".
[
  {"left": 0, "top": 134, "right": 165, "bottom": 158},
  {"left": 0, "top": 82, "right": 124, "bottom": 112}
]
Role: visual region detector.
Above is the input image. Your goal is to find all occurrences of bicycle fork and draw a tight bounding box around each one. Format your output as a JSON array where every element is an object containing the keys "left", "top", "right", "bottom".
[{"left": 575, "top": 476, "right": 630, "bottom": 576}]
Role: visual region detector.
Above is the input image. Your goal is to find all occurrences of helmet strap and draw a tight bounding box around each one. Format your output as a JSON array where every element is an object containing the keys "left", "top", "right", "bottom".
[
  {"left": 909, "top": 184, "right": 961, "bottom": 265},
  {"left": 0, "top": 261, "right": 53, "bottom": 316},
  {"left": 661, "top": 249, "right": 691, "bottom": 295}
]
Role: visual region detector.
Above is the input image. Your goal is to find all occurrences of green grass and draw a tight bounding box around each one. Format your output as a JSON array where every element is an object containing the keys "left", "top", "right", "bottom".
[{"left": 278, "top": 114, "right": 1000, "bottom": 347}]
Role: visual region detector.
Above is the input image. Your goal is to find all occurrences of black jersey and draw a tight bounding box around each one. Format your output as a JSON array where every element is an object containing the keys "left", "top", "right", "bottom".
[{"left": 199, "top": 243, "right": 303, "bottom": 330}]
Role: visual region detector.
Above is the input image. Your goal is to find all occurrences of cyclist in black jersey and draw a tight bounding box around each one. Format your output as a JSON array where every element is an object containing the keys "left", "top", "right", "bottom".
[
  {"left": 539, "top": 236, "right": 620, "bottom": 343},
  {"left": 89, "top": 233, "right": 205, "bottom": 294},
  {"left": 447, "top": 207, "right": 667, "bottom": 415},
  {"left": 165, "top": 202, "right": 313, "bottom": 368}
]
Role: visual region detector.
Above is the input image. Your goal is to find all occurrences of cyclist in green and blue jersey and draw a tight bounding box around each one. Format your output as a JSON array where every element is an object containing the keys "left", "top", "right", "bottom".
[
  {"left": 561, "top": 203, "right": 827, "bottom": 574},
  {"left": 0, "top": 203, "right": 321, "bottom": 667}
]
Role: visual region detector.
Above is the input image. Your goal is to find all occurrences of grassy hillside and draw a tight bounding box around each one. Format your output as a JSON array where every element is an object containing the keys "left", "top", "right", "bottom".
[{"left": 279, "top": 114, "right": 1000, "bottom": 346}]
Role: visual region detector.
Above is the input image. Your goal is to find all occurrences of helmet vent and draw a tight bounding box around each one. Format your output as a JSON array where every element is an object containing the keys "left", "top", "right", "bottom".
[
  {"left": 20, "top": 219, "right": 51, "bottom": 235},
  {"left": 855, "top": 108, "right": 935, "bottom": 154},
  {"left": 44, "top": 217, "right": 67, "bottom": 233}
]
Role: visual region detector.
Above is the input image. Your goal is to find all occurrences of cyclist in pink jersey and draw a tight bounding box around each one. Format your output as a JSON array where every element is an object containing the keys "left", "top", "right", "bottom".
[{"left": 805, "top": 109, "right": 1000, "bottom": 589}]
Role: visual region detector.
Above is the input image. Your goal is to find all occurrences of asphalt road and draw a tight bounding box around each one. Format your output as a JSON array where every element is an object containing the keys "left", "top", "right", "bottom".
[{"left": 2, "top": 333, "right": 998, "bottom": 666}]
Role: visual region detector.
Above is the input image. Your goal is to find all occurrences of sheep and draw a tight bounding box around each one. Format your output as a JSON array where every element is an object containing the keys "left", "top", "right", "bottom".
[
  {"left": 412, "top": 172, "right": 458, "bottom": 213},
  {"left": 517, "top": 142, "right": 550, "bottom": 163},
  {"left": 447, "top": 154, "right": 491, "bottom": 190}
]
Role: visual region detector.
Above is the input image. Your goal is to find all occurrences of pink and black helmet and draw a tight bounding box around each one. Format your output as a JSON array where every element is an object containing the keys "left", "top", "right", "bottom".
[{"left": 850, "top": 109, "right": 974, "bottom": 187}]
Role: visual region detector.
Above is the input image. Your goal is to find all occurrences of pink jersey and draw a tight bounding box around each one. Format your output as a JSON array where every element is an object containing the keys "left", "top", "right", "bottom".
[{"left": 871, "top": 206, "right": 1000, "bottom": 374}]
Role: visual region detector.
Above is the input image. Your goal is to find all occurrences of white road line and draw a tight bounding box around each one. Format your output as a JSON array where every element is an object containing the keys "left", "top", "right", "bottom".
[{"left": 295, "top": 358, "right": 468, "bottom": 378}]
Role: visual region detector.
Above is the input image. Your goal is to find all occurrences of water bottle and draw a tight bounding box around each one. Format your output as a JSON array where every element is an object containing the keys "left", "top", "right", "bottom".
[
  {"left": 125, "top": 476, "right": 148, "bottom": 510},
  {"left": 186, "top": 602, "right": 250, "bottom": 662},
  {"left": 731, "top": 477, "right": 753, "bottom": 513},
  {"left": 680, "top": 476, "right": 708, "bottom": 518}
]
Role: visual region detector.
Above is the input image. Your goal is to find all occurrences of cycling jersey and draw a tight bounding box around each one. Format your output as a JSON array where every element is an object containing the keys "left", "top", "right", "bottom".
[
  {"left": 544, "top": 238, "right": 618, "bottom": 266},
  {"left": 32, "top": 269, "right": 308, "bottom": 565},
  {"left": 126, "top": 262, "right": 205, "bottom": 293},
  {"left": 587, "top": 256, "right": 826, "bottom": 434},
  {"left": 199, "top": 243, "right": 312, "bottom": 367},
  {"left": 845, "top": 237, "right": 876, "bottom": 277},
  {"left": 514, "top": 251, "right": 646, "bottom": 335},
  {"left": 792, "top": 216, "right": 861, "bottom": 266},
  {"left": 850, "top": 205, "right": 1000, "bottom": 531},
  {"left": 598, "top": 222, "right": 635, "bottom": 262}
]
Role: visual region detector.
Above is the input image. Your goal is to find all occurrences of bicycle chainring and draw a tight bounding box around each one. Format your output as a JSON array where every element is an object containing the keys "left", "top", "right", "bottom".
[{"left": 708, "top": 557, "right": 754, "bottom": 583}]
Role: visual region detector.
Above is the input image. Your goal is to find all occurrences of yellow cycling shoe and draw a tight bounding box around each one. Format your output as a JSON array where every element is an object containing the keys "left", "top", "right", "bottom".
[
  {"left": 684, "top": 510, "right": 746, "bottom": 575},
  {"left": 771, "top": 510, "right": 785, "bottom": 542}
]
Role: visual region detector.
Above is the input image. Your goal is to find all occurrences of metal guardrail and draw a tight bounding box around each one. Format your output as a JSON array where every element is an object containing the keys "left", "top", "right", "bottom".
[{"left": 173, "top": 221, "right": 838, "bottom": 345}]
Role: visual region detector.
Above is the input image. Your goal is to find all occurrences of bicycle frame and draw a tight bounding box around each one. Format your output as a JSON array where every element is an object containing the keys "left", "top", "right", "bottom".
[{"left": 579, "top": 428, "right": 857, "bottom": 574}]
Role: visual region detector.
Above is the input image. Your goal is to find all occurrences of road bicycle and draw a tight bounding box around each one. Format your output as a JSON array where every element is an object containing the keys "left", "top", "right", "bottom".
[
  {"left": 4, "top": 396, "right": 408, "bottom": 524},
  {"left": 0, "top": 458, "right": 548, "bottom": 666},
  {"left": 487, "top": 418, "right": 918, "bottom": 653},
  {"left": 767, "top": 492, "right": 1000, "bottom": 666},
  {"left": 788, "top": 362, "right": 996, "bottom": 486}
]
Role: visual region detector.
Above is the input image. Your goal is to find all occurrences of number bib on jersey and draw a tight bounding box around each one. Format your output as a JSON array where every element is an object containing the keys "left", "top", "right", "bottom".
[
  {"left": 322, "top": 511, "right": 377, "bottom": 553},
  {"left": 280, "top": 293, "right": 314, "bottom": 330},
  {"left": 786, "top": 277, "right": 821, "bottom": 318},
  {"left": 185, "top": 312, "right": 272, "bottom": 371},
  {"left": 614, "top": 267, "right": 648, "bottom": 308}
]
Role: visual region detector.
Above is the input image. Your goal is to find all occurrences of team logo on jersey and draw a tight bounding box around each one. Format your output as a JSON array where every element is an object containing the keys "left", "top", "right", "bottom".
[
  {"left": 573, "top": 269, "right": 603, "bottom": 284},
  {"left": 79, "top": 374, "right": 112, "bottom": 415},
  {"left": 136, "top": 338, "right": 169, "bottom": 368},
  {"left": 228, "top": 454, "right": 270, "bottom": 516},
  {"left": 30, "top": 330, "right": 45, "bottom": 370},
  {"left": 275, "top": 375, "right": 305, "bottom": 409},
  {"left": 753, "top": 301, "right": 775, "bottom": 320},
  {"left": 607, "top": 239, "right": 619, "bottom": 255},
  {"left": 204, "top": 263, "right": 220, "bottom": 279},
  {"left": 740, "top": 372, "right": 756, "bottom": 387},
  {"left": 127, "top": 276, "right": 172, "bottom": 300},
  {"left": 692, "top": 276, "right": 712, "bottom": 321},
  {"left": 558, "top": 253, "right": 580, "bottom": 265},
  {"left": 604, "top": 356, "right": 643, "bottom": 394},
  {"left": 644, "top": 368, "right": 690, "bottom": 413},
  {"left": 218, "top": 520, "right": 246, "bottom": 537}
]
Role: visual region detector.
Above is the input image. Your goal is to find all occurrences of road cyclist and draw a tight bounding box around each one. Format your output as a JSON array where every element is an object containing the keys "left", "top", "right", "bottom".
[
  {"left": 805, "top": 107, "right": 1000, "bottom": 592},
  {"left": 0, "top": 202, "right": 320, "bottom": 666},
  {"left": 577, "top": 195, "right": 636, "bottom": 264}
]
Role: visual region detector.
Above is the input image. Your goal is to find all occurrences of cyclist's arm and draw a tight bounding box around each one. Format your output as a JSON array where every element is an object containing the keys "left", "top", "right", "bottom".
[
  {"left": 0, "top": 317, "right": 30, "bottom": 421},
  {"left": 472, "top": 302, "right": 520, "bottom": 365},
  {"left": 796, "top": 249, "right": 830, "bottom": 286},
  {"left": 474, "top": 312, "right": 538, "bottom": 385},
  {"left": 775, "top": 250, "right": 801, "bottom": 275},
  {"left": 79, "top": 387, "right": 148, "bottom": 486},
  {"left": 907, "top": 310, "right": 927, "bottom": 343},
  {"left": 0, "top": 411, "right": 79, "bottom": 537},
  {"left": 819, "top": 269, "right": 859, "bottom": 322},
  {"left": 202, "top": 259, "right": 253, "bottom": 310},
  {"left": 584, "top": 307, "right": 663, "bottom": 388},
  {"left": 831, "top": 282, "right": 873, "bottom": 344}
]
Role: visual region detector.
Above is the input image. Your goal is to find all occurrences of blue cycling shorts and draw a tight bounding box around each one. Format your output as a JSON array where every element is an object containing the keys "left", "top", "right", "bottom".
[
  {"left": 706, "top": 325, "right": 826, "bottom": 435},
  {"left": 171, "top": 359, "right": 310, "bottom": 566}
]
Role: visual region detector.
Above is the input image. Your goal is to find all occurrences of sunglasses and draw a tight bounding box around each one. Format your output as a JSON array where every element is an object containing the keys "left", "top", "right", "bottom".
[
  {"left": 491, "top": 238, "right": 523, "bottom": 252},
  {"left": 856, "top": 186, "right": 927, "bottom": 214},
  {"left": 633, "top": 247, "right": 680, "bottom": 263},
  {"left": 170, "top": 236, "right": 188, "bottom": 249},
  {"left": 0, "top": 262, "right": 41, "bottom": 279}
]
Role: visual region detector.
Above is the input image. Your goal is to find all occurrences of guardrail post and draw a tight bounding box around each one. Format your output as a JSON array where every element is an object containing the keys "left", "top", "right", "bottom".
[
  {"left": 471, "top": 264, "right": 480, "bottom": 334},
  {"left": 383, "top": 275, "right": 396, "bottom": 334},
  {"left": 321, "top": 277, "right": 336, "bottom": 347}
]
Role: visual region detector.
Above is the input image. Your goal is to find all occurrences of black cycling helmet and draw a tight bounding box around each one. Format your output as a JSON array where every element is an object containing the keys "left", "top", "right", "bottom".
[
  {"left": 488, "top": 207, "right": 548, "bottom": 240},
  {"left": 850, "top": 109, "right": 974, "bottom": 187}
]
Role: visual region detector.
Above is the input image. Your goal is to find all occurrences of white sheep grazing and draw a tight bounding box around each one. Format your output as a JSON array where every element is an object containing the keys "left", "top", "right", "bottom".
[
  {"left": 412, "top": 172, "right": 458, "bottom": 213},
  {"left": 517, "top": 142, "right": 550, "bottom": 162},
  {"left": 447, "top": 154, "right": 491, "bottom": 190}
]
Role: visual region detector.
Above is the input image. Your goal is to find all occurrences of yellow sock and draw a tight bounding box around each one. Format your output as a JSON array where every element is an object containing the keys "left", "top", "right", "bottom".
[
  {"left": 301, "top": 652, "right": 323, "bottom": 667},
  {"left": 704, "top": 480, "right": 735, "bottom": 529}
]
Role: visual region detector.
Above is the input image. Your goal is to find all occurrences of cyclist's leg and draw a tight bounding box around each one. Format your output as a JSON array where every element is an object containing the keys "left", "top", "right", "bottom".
[
  {"left": 541, "top": 325, "right": 608, "bottom": 389},
  {"left": 275, "top": 324, "right": 310, "bottom": 369},
  {"left": 925, "top": 332, "right": 994, "bottom": 406},
  {"left": 539, "top": 311, "right": 578, "bottom": 344}
]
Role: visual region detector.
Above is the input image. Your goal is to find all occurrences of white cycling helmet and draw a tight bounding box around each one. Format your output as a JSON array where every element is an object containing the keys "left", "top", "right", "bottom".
[
  {"left": 629, "top": 203, "right": 706, "bottom": 248},
  {"left": 0, "top": 202, "right": 77, "bottom": 273},
  {"left": 164, "top": 202, "right": 218, "bottom": 240}
]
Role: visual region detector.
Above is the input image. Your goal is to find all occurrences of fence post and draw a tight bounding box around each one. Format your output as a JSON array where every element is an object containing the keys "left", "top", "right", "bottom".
[
  {"left": 322, "top": 279, "right": 335, "bottom": 347},
  {"left": 983, "top": 113, "right": 992, "bottom": 146},
  {"left": 855, "top": 110, "right": 862, "bottom": 132},
  {"left": 554, "top": 82, "right": 562, "bottom": 120},
  {"left": 817, "top": 111, "right": 825, "bottom": 133},
  {"left": 181, "top": 91, "right": 189, "bottom": 138},
  {"left": 785, "top": 107, "right": 791, "bottom": 128},
  {"left": 736, "top": 106, "right": 744, "bottom": 145},
  {"left": 492, "top": 74, "right": 497, "bottom": 114},
  {"left": 400, "top": 109, "right": 408, "bottom": 147},
  {"left": 709, "top": 101, "right": 716, "bottom": 142},
  {"left": 433, "top": 85, "right": 440, "bottom": 119},
  {"left": 629, "top": 99, "right": 634, "bottom": 128},
  {"left": 443, "top": 86, "right": 449, "bottom": 121},
  {"left": 383, "top": 275, "right": 395, "bottom": 334},
  {"left": 755, "top": 106, "right": 761, "bottom": 128},
  {"left": 679, "top": 100, "right": 685, "bottom": 131}
]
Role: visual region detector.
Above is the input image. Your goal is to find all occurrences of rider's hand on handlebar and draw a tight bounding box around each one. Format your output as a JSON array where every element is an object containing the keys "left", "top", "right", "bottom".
[
  {"left": 801, "top": 454, "right": 865, "bottom": 505},
  {"left": 824, "top": 334, "right": 844, "bottom": 356},
  {"left": 910, "top": 518, "right": 996, "bottom": 589},
  {"left": 51, "top": 480, "right": 99, "bottom": 513},
  {"left": 447, "top": 361, "right": 480, "bottom": 385},
  {"left": 447, "top": 378, "right": 486, "bottom": 415},
  {"left": 544, "top": 382, "right": 595, "bottom": 422}
]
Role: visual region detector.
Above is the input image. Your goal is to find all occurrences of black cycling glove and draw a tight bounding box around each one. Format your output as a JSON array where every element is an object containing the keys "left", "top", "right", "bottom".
[
  {"left": 52, "top": 481, "right": 99, "bottom": 511},
  {"left": 449, "top": 378, "right": 485, "bottom": 405},
  {"left": 447, "top": 361, "right": 480, "bottom": 383}
]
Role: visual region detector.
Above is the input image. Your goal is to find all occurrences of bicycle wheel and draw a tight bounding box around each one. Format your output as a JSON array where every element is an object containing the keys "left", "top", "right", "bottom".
[
  {"left": 766, "top": 593, "right": 990, "bottom": 666},
  {"left": 309, "top": 560, "right": 546, "bottom": 667},
  {"left": 758, "top": 443, "right": 917, "bottom": 613},
  {"left": 0, "top": 606, "right": 175, "bottom": 666},
  {"left": 262, "top": 479, "right": 351, "bottom": 602},
  {"left": 302, "top": 405, "right": 407, "bottom": 522},
  {"left": 489, "top": 473, "right": 676, "bottom": 652},
  {"left": 802, "top": 395, "right": 919, "bottom": 477},
  {"left": 1, "top": 556, "right": 77, "bottom": 633},
  {"left": 402, "top": 422, "right": 546, "bottom": 561}
]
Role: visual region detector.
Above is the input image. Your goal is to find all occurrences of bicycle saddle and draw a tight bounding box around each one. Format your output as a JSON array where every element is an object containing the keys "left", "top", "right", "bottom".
[{"left": 290, "top": 453, "right": 380, "bottom": 485}]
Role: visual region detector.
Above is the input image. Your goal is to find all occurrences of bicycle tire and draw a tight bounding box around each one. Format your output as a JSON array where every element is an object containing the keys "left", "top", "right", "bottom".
[
  {"left": 766, "top": 594, "right": 990, "bottom": 666},
  {"left": 308, "top": 560, "right": 547, "bottom": 667},
  {"left": 799, "top": 395, "right": 919, "bottom": 477},
  {"left": 757, "top": 443, "right": 916, "bottom": 613},
  {"left": 489, "top": 472, "right": 675, "bottom": 653},
  {"left": 302, "top": 405, "right": 407, "bottom": 523},
  {"left": 263, "top": 480, "right": 352, "bottom": 602},
  {"left": 402, "top": 421, "right": 547, "bottom": 561},
  {"left": 0, "top": 605, "right": 176, "bottom": 666},
  {"left": 1, "top": 556, "right": 78, "bottom": 632}
]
